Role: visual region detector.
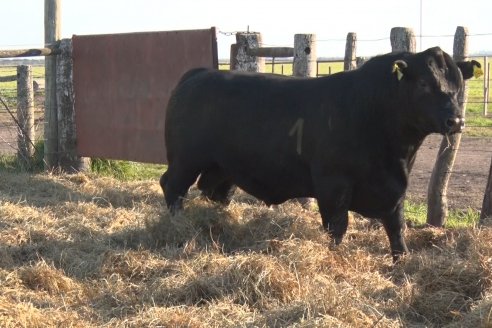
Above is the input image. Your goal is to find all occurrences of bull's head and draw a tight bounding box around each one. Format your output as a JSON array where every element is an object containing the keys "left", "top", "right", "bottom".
[{"left": 392, "top": 47, "right": 482, "bottom": 135}]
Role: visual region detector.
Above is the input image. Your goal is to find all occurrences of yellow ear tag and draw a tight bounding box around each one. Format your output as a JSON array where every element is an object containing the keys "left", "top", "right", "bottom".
[
  {"left": 392, "top": 63, "right": 403, "bottom": 80},
  {"left": 473, "top": 64, "right": 483, "bottom": 78}
]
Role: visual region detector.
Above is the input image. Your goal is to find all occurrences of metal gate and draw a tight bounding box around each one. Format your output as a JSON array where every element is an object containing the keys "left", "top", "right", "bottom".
[{"left": 72, "top": 28, "right": 218, "bottom": 164}]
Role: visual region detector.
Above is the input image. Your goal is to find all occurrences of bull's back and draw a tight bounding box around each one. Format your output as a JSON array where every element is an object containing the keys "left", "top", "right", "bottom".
[
  {"left": 166, "top": 68, "right": 346, "bottom": 139},
  {"left": 166, "top": 69, "right": 319, "bottom": 152}
]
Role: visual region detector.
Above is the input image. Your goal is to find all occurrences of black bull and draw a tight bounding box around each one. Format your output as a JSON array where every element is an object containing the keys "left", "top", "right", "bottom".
[{"left": 160, "top": 47, "right": 481, "bottom": 261}]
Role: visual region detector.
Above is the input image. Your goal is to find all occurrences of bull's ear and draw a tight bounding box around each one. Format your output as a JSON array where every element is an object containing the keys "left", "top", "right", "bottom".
[
  {"left": 392, "top": 60, "right": 407, "bottom": 81},
  {"left": 456, "top": 60, "right": 483, "bottom": 80}
]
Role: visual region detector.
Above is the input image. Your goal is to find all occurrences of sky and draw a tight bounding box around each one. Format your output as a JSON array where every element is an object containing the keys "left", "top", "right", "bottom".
[{"left": 1, "top": 0, "right": 491, "bottom": 59}]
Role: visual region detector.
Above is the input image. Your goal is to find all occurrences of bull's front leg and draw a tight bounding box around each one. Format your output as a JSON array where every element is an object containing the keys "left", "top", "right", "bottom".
[
  {"left": 381, "top": 204, "right": 409, "bottom": 262},
  {"left": 314, "top": 177, "right": 352, "bottom": 245}
]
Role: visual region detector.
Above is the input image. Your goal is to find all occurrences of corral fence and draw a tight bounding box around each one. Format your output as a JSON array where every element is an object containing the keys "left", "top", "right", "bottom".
[
  {"left": 0, "top": 10, "right": 492, "bottom": 227},
  {"left": 0, "top": 62, "right": 45, "bottom": 168}
]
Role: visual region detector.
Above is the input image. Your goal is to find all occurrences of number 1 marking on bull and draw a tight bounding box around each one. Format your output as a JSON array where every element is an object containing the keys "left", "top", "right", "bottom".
[{"left": 289, "top": 118, "right": 304, "bottom": 155}]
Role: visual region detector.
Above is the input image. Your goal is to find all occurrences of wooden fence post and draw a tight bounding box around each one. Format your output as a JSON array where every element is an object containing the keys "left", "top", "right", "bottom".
[
  {"left": 235, "top": 32, "right": 264, "bottom": 72},
  {"left": 356, "top": 57, "right": 368, "bottom": 68},
  {"left": 390, "top": 27, "right": 416, "bottom": 53},
  {"left": 57, "top": 39, "right": 88, "bottom": 172},
  {"left": 16, "top": 65, "right": 35, "bottom": 167},
  {"left": 293, "top": 34, "right": 317, "bottom": 77},
  {"left": 427, "top": 26, "right": 469, "bottom": 227},
  {"left": 44, "top": 0, "right": 60, "bottom": 170},
  {"left": 230, "top": 43, "right": 238, "bottom": 71},
  {"left": 293, "top": 33, "right": 316, "bottom": 208},
  {"left": 344, "top": 32, "right": 357, "bottom": 71}
]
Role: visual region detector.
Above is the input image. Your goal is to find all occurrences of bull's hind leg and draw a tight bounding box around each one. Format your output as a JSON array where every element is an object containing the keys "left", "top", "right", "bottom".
[
  {"left": 160, "top": 166, "right": 200, "bottom": 214},
  {"left": 197, "top": 167, "right": 237, "bottom": 205}
]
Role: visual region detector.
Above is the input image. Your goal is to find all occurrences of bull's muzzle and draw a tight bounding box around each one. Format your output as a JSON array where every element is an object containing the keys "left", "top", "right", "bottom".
[{"left": 446, "top": 117, "right": 465, "bottom": 134}]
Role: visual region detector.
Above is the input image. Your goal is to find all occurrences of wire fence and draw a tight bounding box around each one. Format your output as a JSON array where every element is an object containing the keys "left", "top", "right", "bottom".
[{"left": 0, "top": 64, "right": 44, "bottom": 157}]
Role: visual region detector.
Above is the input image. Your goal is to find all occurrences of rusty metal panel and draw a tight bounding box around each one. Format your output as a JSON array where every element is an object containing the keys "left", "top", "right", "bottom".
[{"left": 72, "top": 28, "right": 218, "bottom": 164}]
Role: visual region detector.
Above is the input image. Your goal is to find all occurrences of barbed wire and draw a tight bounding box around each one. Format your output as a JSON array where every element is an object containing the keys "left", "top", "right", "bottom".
[
  {"left": 218, "top": 29, "right": 492, "bottom": 40},
  {"left": 217, "top": 29, "right": 492, "bottom": 58}
]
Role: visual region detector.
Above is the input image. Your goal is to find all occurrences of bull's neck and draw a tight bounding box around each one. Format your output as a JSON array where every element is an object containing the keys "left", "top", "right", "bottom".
[
  {"left": 385, "top": 107, "right": 427, "bottom": 170},
  {"left": 367, "top": 98, "right": 428, "bottom": 164}
]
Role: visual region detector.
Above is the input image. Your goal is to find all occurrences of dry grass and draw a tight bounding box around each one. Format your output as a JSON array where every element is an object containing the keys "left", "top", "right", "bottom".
[{"left": 0, "top": 171, "right": 492, "bottom": 327}]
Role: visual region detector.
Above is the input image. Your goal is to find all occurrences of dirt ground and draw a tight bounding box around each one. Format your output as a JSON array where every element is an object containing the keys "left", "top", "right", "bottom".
[{"left": 407, "top": 134, "right": 492, "bottom": 210}]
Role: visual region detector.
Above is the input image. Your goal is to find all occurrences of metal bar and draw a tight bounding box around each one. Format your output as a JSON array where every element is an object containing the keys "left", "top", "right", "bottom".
[
  {"left": 0, "top": 75, "right": 17, "bottom": 82},
  {"left": 316, "top": 58, "right": 344, "bottom": 63},
  {"left": 247, "top": 47, "right": 294, "bottom": 58}
]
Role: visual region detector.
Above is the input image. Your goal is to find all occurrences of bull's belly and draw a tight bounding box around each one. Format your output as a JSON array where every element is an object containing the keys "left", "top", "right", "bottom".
[
  {"left": 213, "top": 151, "right": 313, "bottom": 204},
  {"left": 349, "top": 181, "right": 406, "bottom": 218},
  {"left": 227, "top": 167, "right": 314, "bottom": 205}
]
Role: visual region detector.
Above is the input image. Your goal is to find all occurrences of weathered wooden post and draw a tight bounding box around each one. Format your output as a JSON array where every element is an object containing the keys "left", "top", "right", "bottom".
[
  {"left": 16, "top": 65, "right": 35, "bottom": 167},
  {"left": 44, "top": 0, "right": 60, "bottom": 169},
  {"left": 230, "top": 44, "right": 238, "bottom": 71},
  {"left": 293, "top": 33, "right": 316, "bottom": 208},
  {"left": 427, "top": 26, "right": 469, "bottom": 227},
  {"left": 293, "top": 34, "right": 317, "bottom": 77},
  {"left": 344, "top": 32, "right": 357, "bottom": 71},
  {"left": 235, "top": 32, "right": 264, "bottom": 72},
  {"left": 57, "top": 39, "right": 88, "bottom": 172},
  {"left": 390, "top": 27, "right": 416, "bottom": 53},
  {"left": 356, "top": 57, "right": 368, "bottom": 68}
]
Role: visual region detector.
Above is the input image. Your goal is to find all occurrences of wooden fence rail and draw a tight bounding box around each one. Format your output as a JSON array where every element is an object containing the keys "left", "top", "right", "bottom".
[{"left": 0, "top": 48, "right": 57, "bottom": 59}]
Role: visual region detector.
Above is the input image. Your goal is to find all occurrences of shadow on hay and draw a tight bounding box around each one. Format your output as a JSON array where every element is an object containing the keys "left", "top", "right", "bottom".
[
  {"left": 144, "top": 198, "right": 327, "bottom": 254},
  {"left": 0, "top": 172, "right": 164, "bottom": 210},
  {"left": 0, "top": 174, "right": 86, "bottom": 207}
]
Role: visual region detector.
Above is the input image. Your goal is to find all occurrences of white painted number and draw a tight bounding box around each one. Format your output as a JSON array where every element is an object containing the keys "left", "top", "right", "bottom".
[{"left": 289, "top": 118, "right": 304, "bottom": 155}]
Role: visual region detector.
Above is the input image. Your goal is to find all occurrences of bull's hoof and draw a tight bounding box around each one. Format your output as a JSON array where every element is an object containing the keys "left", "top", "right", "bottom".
[
  {"left": 333, "top": 236, "right": 343, "bottom": 246},
  {"left": 168, "top": 199, "right": 184, "bottom": 215},
  {"left": 391, "top": 251, "right": 407, "bottom": 264}
]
